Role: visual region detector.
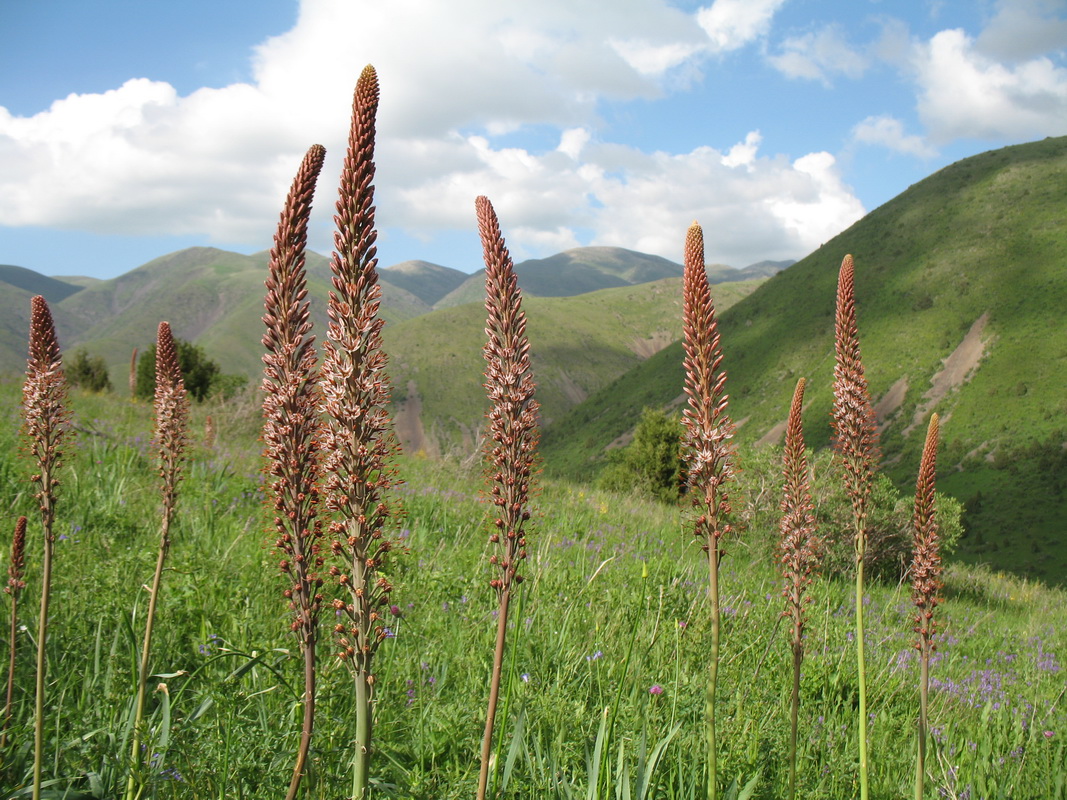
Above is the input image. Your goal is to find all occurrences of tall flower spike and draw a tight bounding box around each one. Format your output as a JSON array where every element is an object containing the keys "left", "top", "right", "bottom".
[
  {"left": 911, "top": 414, "right": 941, "bottom": 800},
  {"left": 2, "top": 516, "right": 28, "bottom": 752},
  {"left": 22, "top": 295, "right": 70, "bottom": 800},
  {"left": 319, "top": 66, "right": 400, "bottom": 800},
  {"left": 475, "top": 195, "right": 539, "bottom": 800},
  {"left": 832, "top": 254, "right": 880, "bottom": 535},
  {"left": 262, "top": 142, "right": 327, "bottom": 800},
  {"left": 831, "top": 254, "right": 879, "bottom": 800},
  {"left": 779, "top": 378, "right": 820, "bottom": 800},
  {"left": 680, "top": 221, "right": 734, "bottom": 800},
  {"left": 126, "top": 321, "right": 190, "bottom": 800}
]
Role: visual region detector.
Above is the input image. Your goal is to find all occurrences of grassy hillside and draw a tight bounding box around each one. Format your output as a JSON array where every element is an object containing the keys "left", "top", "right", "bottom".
[
  {"left": 385, "top": 277, "right": 762, "bottom": 456},
  {"left": 542, "top": 136, "right": 1067, "bottom": 583}
]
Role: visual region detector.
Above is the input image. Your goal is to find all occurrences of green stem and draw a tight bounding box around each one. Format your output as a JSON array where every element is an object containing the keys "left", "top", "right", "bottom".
[
  {"left": 856, "top": 547, "right": 869, "bottom": 800},
  {"left": 286, "top": 631, "right": 316, "bottom": 800},
  {"left": 916, "top": 641, "right": 929, "bottom": 800},
  {"left": 706, "top": 537, "right": 720, "bottom": 800},
  {"left": 477, "top": 587, "right": 511, "bottom": 800},
  {"left": 789, "top": 637, "right": 801, "bottom": 800},
  {"left": 2, "top": 585, "right": 19, "bottom": 755},
  {"left": 125, "top": 518, "right": 171, "bottom": 800},
  {"left": 352, "top": 668, "right": 371, "bottom": 800},
  {"left": 32, "top": 476, "right": 55, "bottom": 800}
]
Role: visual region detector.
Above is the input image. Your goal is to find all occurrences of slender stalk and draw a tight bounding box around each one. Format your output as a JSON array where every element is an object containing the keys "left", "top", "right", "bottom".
[
  {"left": 831, "top": 255, "right": 880, "bottom": 800},
  {"left": 261, "top": 142, "right": 328, "bottom": 800},
  {"left": 911, "top": 414, "right": 941, "bottom": 800},
  {"left": 2, "top": 516, "right": 27, "bottom": 755},
  {"left": 22, "top": 296, "right": 71, "bottom": 800},
  {"left": 475, "top": 195, "right": 539, "bottom": 800},
  {"left": 319, "top": 66, "right": 401, "bottom": 800},
  {"left": 778, "top": 378, "right": 819, "bottom": 800},
  {"left": 679, "top": 222, "right": 734, "bottom": 800},
  {"left": 126, "top": 321, "right": 189, "bottom": 800}
]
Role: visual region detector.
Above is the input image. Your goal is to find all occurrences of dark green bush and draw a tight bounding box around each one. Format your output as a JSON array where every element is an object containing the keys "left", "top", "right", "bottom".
[{"left": 66, "top": 349, "right": 112, "bottom": 393}]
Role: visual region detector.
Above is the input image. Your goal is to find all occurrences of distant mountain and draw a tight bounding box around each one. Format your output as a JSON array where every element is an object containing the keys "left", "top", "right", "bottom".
[
  {"left": 380, "top": 260, "right": 467, "bottom": 305},
  {"left": 0, "top": 243, "right": 781, "bottom": 383},
  {"left": 432, "top": 245, "right": 771, "bottom": 309},
  {"left": 540, "top": 135, "right": 1067, "bottom": 584},
  {"left": 0, "top": 264, "right": 84, "bottom": 304}
]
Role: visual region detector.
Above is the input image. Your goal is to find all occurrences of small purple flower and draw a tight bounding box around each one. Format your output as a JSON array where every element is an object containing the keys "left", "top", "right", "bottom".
[
  {"left": 389, "top": 604, "right": 401, "bottom": 617},
  {"left": 521, "top": 673, "right": 530, "bottom": 683},
  {"left": 649, "top": 685, "right": 663, "bottom": 696},
  {"left": 586, "top": 650, "right": 603, "bottom": 662},
  {"left": 1044, "top": 730, "right": 1054, "bottom": 739}
]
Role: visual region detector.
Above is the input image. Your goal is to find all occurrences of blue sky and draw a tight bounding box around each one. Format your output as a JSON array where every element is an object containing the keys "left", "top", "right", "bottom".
[{"left": 1, "top": 0, "right": 1065, "bottom": 279}]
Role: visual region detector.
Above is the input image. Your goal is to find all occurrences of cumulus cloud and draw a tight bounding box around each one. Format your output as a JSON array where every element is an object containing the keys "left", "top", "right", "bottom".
[
  {"left": 696, "top": 0, "right": 788, "bottom": 53},
  {"left": 852, "top": 115, "right": 938, "bottom": 158},
  {"left": 913, "top": 27, "right": 1067, "bottom": 142},
  {"left": 0, "top": 0, "right": 863, "bottom": 269},
  {"left": 768, "top": 24, "right": 869, "bottom": 86}
]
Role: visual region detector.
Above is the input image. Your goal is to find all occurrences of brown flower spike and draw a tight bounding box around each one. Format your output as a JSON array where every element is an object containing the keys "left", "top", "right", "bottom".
[
  {"left": 911, "top": 413, "right": 941, "bottom": 800},
  {"left": 261, "top": 143, "right": 327, "bottom": 800},
  {"left": 319, "top": 65, "right": 399, "bottom": 800},
  {"left": 831, "top": 254, "right": 879, "bottom": 800},
  {"left": 831, "top": 254, "right": 880, "bottom": 540},
  {"left": 475, "top": 195, "right": 539, "bottom": 800},
  {"left": 680, "top": 221, "right": 734, "bottom": 800},
  {"left": 127, "top": 321, "right": 190, "bottom": 800},
  {"left": 22, "top": 295, "right": 70, "bottom": 800},
  {"left": 778, "top": 377, "right": 820, "bottom": 800}
]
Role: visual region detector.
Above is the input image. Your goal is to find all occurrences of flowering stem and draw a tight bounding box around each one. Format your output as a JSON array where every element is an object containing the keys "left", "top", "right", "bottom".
[
  {"left": 127, "top": 321, "right": 188, "bottom": 800},
  {"left": 23, "top": 296, "right": 69, "bottom": 800},
  {"left": 680, "top": 222, "right": 734, "bottom": 800},
  {"left": 475, "top": 195, "right": 538, "bottom": 800}
]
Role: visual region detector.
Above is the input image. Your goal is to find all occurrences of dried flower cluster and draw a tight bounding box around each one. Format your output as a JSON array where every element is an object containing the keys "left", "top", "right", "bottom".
[
  {"left": 320, "top": 66, "right": 399, "bottom": 674},
  {"left": 681, "top": 222, "right": 734, "bottom": 546},
  {"left": 911, "top": 414, "right": 942, "bottom": 647},
  {"left": 477, "top": 195, "right": 538, "bottom": 594},
  {"left": 831, "top": 254, "right": 880, "bottom": 535},
  {"left": 779, "top": 378, "right": 820, "bottom": 640}
]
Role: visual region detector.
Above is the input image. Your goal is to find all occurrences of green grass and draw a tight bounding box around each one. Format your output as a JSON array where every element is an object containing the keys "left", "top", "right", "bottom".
[{"left": 0, "top": 380, "right": 1064, "bottom": 798}]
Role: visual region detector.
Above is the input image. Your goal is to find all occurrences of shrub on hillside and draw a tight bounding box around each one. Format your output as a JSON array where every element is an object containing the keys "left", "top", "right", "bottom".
[
  {"left": 67, "top": 349, "right": 112, "bottom": 393},
  {"left": 597, "top": 408, "right": 684, "bottom": 503},
  {"left": 135, "top": 338, "right": 246, "bottom": 402}
]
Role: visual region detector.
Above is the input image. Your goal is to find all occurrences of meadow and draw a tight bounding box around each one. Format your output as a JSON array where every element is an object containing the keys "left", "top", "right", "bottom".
[{"left": 0, "top": 378, "right": 1063, "bottom": 799}]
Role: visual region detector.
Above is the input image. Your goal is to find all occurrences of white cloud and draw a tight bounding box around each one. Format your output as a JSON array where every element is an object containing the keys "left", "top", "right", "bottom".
[
  {"left": 914, "top": 28, "right": 1067, "bottom": 142},
  {"left": 769, "top": 24, "right": 869, "bottom": 86},
  {"left": 0, "top": 0, "right": 865, "bottom": 269},
  {"left": 852, "top": 115, "right": 938, "bottom": 158},
  {"left": 696, "top": 0, "right": 787, "bottom": 53},
  {"left": 977, "top": 0, "right": 1067, "bottom": 61}
]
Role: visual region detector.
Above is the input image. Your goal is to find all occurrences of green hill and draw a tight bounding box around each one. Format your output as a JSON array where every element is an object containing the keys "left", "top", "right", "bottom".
[
  {"left": 542, "top": 135, "right": 1067, "bottom": 584},
  {"left": 385, "top": 277, "right": 761, "bottom": 457}
]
